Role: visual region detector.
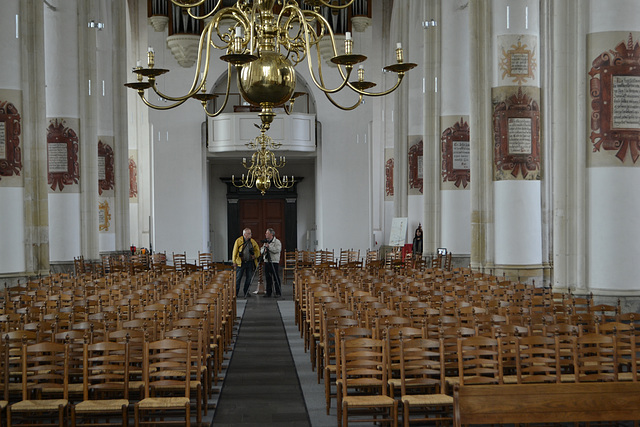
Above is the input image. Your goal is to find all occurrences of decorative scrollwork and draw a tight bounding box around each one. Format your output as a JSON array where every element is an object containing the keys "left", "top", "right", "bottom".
[{"left": 0, "top": 101, "right": 22, "bottom": 180}]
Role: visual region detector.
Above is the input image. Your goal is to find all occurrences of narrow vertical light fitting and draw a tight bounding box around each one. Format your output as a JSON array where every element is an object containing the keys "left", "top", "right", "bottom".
[
  {"left": 506, "top": 6, "right": 510, "bottom": 29},
  {"left": 525, "top": 6, "right": 529, "bottom": 29},
  {"left": 15, "top": 15, "right": 19, "bottom": 38}
]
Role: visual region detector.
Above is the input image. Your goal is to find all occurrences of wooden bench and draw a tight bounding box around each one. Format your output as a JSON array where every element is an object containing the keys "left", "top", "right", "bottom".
[{"left": 453, "top": 382, "right": 640, "bottom": 426}]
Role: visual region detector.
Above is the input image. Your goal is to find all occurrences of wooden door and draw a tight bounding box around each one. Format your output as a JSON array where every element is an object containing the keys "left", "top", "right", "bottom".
[{"left": 238, "top": 199, "right": 286, "bottom": 259}]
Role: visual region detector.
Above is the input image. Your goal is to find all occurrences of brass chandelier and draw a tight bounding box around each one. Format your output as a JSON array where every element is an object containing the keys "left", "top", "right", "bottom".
[
  {"left": 232, "top": 130, "right": 293, "bottom": 194},
  {"left": 125, "top": 0, "right": 416, "bottom": 192}
]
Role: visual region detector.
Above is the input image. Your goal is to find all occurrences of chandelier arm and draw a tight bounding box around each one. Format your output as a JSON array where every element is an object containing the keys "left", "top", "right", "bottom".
[
  {"left": 149, "top": 24, "right": 215, "bottom": 102},
  {"left": 311, "top": 0, "right": 356, "bottom": 10},
  {"left": 136, "top": 92, "right": 189, "bottom": 111},
  {"left": 347, "top": 73, "right": 406, "bottom": 97},
  {"left": 323, "top": 91, "right": 363, "bottom": 111},
  {"left": 209, "top": 8, "right": 252, "bottom": 50},
  {"left": 302, "top": 15, "right": 354, "bottom": 94},
  {"left": 183, "top": 0, "right": 224, "bottom": 20},
  {"left": 202, "top": 63, "right": 234, "bottom": 117},
  {"left": 169, "top": 0, "right": 208, "bottom": 9}
]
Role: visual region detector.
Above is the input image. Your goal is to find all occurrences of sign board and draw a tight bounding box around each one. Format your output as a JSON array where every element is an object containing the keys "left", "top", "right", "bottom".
[{"left": 389, "top": 217, "right": 408, "bottom": 247}]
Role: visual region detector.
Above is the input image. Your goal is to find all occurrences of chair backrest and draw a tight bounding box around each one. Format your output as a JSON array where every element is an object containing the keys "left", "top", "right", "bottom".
[
  {"left": 515, "top": 335, "right": 558, "bottom": 383},
  {"left": 339, "top": 337, "right": 389, "bottom": 397},
  {"left": 399, "top": 336, "right": 446, "bottom": 396},
  {"left": 21, "top": 341, "right": 69, "bottom": 401},
  {"left": 573, "top": 332, "right": 617, "bottom": 382},
  {"left": 456, "top": 335, "right": 503, "bottom": 385},
  {"left": 83, "top": 340, "right": 130, "bottom": 400},
  {"left": 143, "top": 338, "right": 191, "bottom": 399}
]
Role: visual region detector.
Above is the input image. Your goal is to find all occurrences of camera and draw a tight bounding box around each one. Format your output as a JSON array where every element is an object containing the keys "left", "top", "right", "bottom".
[{"left": 261, "top": 239, "right": 269, "bottom": 243}]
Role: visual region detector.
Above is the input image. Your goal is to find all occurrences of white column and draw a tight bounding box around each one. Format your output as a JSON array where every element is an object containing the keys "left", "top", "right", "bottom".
[
  {"left": 492, "top": 0, "right": 543, "bottom": 280},
  {"left": 586, "top": 0, "right": 640, "bottom": 293},
  {"left": 0, "top": 0, "right": 26, "bottom": 274},
  {"left": 44, "top": 0, "right": 82, "bottom": 262},
  {"left": 439, "top": 0, "right": 471, "bottom": 257}
]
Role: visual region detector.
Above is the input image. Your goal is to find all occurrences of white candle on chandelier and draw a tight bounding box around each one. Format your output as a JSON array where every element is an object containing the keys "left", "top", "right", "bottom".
[
  {"left": 232, "top": 174, "right": 235, "bottom": 181},
  {"left": 243, "top": 157, "right": 246, "bottom": 164},
  {"left": 148, "top": 46, "right": 154, "bottom": 53},
  {"left": 235, "top": 26, "right": 242, "bottom": 38},
  {"left": 242, "top": 173, "right": 245, "bottom": 180},
  {"left": 396, "top": 42, "right": 402, "bottom": 49},
  {"left": 345, "top": 32, "right": 352, "bottom": 40},
  {"left": 136, "top": 60, "right": 141, "bottom": 67}
]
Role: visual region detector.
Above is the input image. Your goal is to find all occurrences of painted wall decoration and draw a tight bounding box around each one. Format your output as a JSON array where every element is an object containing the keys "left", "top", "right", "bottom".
[
  {"left": 99, "top": 200, "right": 111, "bottom": 232},
  {"left": 499, "top": 35, "right": 537, "bottom": 85},
  {"left": 493, "top": 86, "right": 541, "bottom": 180},
  {"left": 588, "top": 32, "right": 640, "bottom": 166},
  {"left": 441, "top": 116, "right": 470, "bottom": 189},
  {"left": 129, "top": 155, "right": 138, "bottom": 199},
  {"left": 98, "top": 138, "right": 115, "bottom": 195},
  {"left": 385, "top": 148, "right": 394, "bottom": 201},
  {"left": 408, "top": 136, "right": 423, "bottom": 195},
  {"left": 47, "top": 119, "right": 80, "bottom": 192},
  {"left": 0, "top": 100, "right": 22, "bottom": 182}
]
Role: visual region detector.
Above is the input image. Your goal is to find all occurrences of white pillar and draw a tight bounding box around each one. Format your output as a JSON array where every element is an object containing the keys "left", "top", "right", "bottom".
[
  {"left": 0, "top": 0, "right": 26, "bottom": 274},
  {"left": 439, "top": 0, "right": 471, "bottom": 257},
  {"left": 492, "top": 0, "right": 543, "bottom": 281},
  {"left": 586, "top": 0, "right": 640, "bottom": 293},
  {"left": 44, "top": 0, "right": 82, "bottom": 263}
]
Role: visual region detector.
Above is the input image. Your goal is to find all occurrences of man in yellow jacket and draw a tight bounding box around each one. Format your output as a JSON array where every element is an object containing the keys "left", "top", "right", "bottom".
[{"left": 232, "top": 228, "right": 260, "bottom": 297}]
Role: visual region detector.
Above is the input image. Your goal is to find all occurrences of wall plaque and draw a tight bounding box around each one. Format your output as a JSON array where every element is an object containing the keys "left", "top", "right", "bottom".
[
  {"left": 98, "top": 140, "right": 114, "bottom": 195},
  {"left": 408, "top": 137, "right": 423, "bottom": 194},
  {"left": 99, "top": 200, "right": 111, "bottom": 232},
  {"left": 493, "top": 87, "right": 541, "bottom": 180},
  {"left": 441, "top": 117, "right": 470, "bottom": 188},
  {"left": 47, "top": 120, "right": 79, "bottom": 191},
  {"left": 589, "top": 33, "right": 640, "bottom": 164},
  {"left": 385, "top": 150, "right": 394, "bottom": 200},
  {"left": 0, "top": 101, "right": 22, "bottom": 180},
  {"left": 129, "top": 156, "right": 138, "bottom": 199},
  {"left": 499, "top": 39, "right": 537, "bottom": 84}
]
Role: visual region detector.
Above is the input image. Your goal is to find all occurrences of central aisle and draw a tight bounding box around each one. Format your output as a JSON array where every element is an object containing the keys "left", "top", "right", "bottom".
[{"left": 212, "top": 287, "right": 311, "bottom": 427}]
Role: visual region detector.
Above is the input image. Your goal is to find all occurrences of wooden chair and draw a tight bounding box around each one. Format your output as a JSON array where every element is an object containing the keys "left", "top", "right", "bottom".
[
  {"left": 7, "top": 341, "right": 69, "bottom": 427},
  {"left": 197, "top": 252, "right": 213, "bottom": 271},
  {"left": 172, "top": 252, "right": 187, "bottom": 272},
  {"left": 134, "top": 338, "right": 192, "bottom": 427},
  {"left": 398, "top": 336, "right": 453, "bottom": 427},
  {"left": 283, "top": 250, "right": 297, "bottom": 286},
  {"left": 71, "top": 341, "right": 130, "bottom": 427},
  {"left": 337, "top": 336, "right": 398, "bottom": 427},
  {"left": 573, "top": 332, "right": 617, "bottom": 382},
  {"left": 455, "top": 335, "right": 503, "bottom": 386}
]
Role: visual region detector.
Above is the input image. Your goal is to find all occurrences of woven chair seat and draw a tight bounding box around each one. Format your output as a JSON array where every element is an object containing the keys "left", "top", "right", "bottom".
[
  {"left": 343, "top": 394, "right": 395, "bottom": 408},
  {"left": 137, "top": 397, "right": 190, "bottom": 409},
  {"left": 74, "top": 399, "right": 128, "bottom": 413},
  {"left": 402, "top": 393, "right": 453, "bottom": 406},
  {"left": 11, "top": 399, "right": 68, "bottom": 412}
]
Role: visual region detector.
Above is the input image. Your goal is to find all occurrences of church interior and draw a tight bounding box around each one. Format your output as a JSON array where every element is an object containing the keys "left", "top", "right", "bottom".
[{"left": 1, "top": 0, "right": 640, "bottom": 425}]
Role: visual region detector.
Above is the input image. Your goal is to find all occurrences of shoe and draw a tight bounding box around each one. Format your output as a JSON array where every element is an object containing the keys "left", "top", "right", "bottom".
[
  {"left": 252, "top": 290, "right": 259, "bottom": 294},
  {"left": 274, "top": 294, "right": 282, "bottom": 298},
  {"left": 263, "top": 294, "right": 272, "bottom": 298}
]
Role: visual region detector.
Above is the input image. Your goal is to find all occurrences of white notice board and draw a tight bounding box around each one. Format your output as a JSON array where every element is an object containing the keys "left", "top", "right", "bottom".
[{"left": 389, "top": 217, "right": 408, "bottom": 247}]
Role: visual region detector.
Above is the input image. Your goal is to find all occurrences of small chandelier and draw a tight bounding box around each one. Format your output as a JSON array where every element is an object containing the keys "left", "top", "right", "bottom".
[
  {"left": 125, "top": 0, "right": 417, "bottom": 131},
  {"left": 232, "top": 130, "right": 294, "bottom": 195}
]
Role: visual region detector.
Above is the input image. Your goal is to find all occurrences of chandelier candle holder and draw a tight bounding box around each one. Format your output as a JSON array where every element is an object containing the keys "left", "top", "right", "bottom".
[
  {"left": 232, "top": 130, "right": 294, "bottom": 195},
  {"left": 125, "top": 0, "right": 416, "bottom": 192}
]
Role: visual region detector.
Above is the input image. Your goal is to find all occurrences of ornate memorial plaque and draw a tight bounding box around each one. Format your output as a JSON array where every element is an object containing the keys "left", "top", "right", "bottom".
[
  {"left": 408, "top": 137, "right": 423, "bottom": 194},
  {"left": 589, "top": 33, "right": 640, "bottom": 164},
  {"left": 47, "top": 120, "right": 79, "bottom": 191},
  {"left": 0, "top": 101, "right": 22, "bottom": 180},
  {"left": 385, "top": 148, "right": 394, "bottom": 199},
  {"left": 493, "top": 87, "right": 541, "bottom": 180},
  {"left": 99, "top": 200, "right": 111, "bottom": 232},
  {"left": 98, "top": 140, "right": 114, "bottom": 195},
  {"left": 442, "top": 117, "right": 470, "bottom": 188},
  {"left": 499, "top": 39, "right": 537, "bottom": 84},
  {"left": 129, "top": 156, "right": 138, "bottom": 198}
]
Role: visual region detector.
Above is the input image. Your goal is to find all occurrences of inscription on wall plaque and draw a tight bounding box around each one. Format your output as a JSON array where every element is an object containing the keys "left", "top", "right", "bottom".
[
  {"left": 417, "top": 156, "right": 423, "bottom": 180},
  {"left": 612, "top": 75, "right": 640, "bottom": 129},
  {"left": 508, "top": 117, "right": 532, "bottom": 154},
  {"left": 48, "top": 142, "right": 69, "bottom": 173},
  {"left": 98, "top": 156, "right": 106, "bottom": 181},
  {"left": 0, "top": 122, "right": 5, "bottom": 160},
  {"left": 453, "top": 140, "right": 470, "bottom": 169},
  {"left": 510, "top": 53, "right": 529, "bottom": 75}
]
